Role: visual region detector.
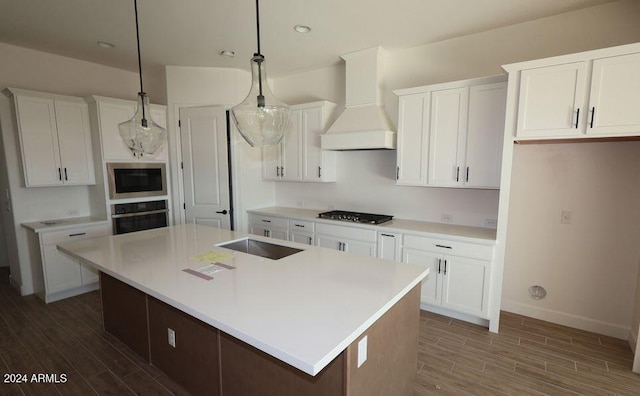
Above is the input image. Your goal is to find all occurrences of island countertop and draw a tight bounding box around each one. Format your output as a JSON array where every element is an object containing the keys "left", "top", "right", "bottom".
[{"left": 58, "top": 224, "right": 428, "bottom": 376}]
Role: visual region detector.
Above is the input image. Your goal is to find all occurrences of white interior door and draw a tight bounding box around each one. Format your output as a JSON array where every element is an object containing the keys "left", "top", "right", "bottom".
[{"left": 180, "top": 106, "right": 231, "bottom": 229}]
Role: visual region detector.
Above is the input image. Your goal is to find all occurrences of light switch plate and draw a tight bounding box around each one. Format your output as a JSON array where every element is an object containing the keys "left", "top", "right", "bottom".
[
  {"left": 168, "top": 328, "right": 176, "bottom": 348},
  {"left": 357, "top": 336, "right": 367, "bottom": 368}
]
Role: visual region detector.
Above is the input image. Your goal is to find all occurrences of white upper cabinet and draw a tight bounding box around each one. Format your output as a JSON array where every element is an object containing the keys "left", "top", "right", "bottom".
[
  {"left": 516, "top": 62, "right": 588, "bottom": 137},
  {"left": 506, "top": 44, "right": 640, "bottom": 140},
  {"left": 428, "top": 87, "right": 469, "bottom": 187},
  {"left": 466, "top": 82, "right": 507, "bottom": 188},
  {"left": 7, "top": 88, "right": 95, "bottom": 187},
  {"left": 394, "top": 75, "right": 507, "bottom": 189},
  {"left": 90, "top": 96, "right": 167, "bottom": 161},
  {"left": 588, "top": 53, "right": 640, "bottom": 135},
  {"left": 396, "top": 94, "right": 429, "bottom": 185},
  {"left": 262, "top": 101, "right": 336, "bottom": 182}
]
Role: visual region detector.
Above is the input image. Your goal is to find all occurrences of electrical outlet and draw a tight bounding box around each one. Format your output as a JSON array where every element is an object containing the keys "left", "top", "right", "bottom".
[
  {"left": 441, "top": 214, "right": 453, "bottom": 223},
  {"left": 167, "top": 328, "right": 176, "bottom": 348},
  {"left": 68, "top": 209, "right": 79, "bottom": 216},
  {"left": 561, "top": 210, "right": 572, "bottom": 225},
  {"left": 484, "top": 218, "right": 497, "bottom": 228},
  {"left": 357, "top": 336, "right": 367, "bottom": 368}
]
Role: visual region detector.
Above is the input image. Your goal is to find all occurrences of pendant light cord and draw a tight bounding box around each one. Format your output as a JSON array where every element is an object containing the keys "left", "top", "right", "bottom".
[
  {"left": 134, "top": 0, "right": 147, "bottom": 124},
  {"left": 255, "top": 0, "right": 261, "bottom": 56},
  {"left": 255, "top": 0, "right": 264, "bottom": 105}
]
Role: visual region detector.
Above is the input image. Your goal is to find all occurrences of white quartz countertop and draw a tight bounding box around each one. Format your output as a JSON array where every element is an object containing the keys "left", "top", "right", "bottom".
[
  {"left": 58, "top": 224, "right": 428, "bottom": 376},
  {"left": 248, "top": 207, "right": 496, "bottom": 243},
  {"left": 22, "top": 216, "right": 109, "bottom": 233}
]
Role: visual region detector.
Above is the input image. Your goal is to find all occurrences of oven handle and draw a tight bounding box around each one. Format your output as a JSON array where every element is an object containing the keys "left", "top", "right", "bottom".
[{"left": 111, "top": 209, "right": 169, "bottom": 219}]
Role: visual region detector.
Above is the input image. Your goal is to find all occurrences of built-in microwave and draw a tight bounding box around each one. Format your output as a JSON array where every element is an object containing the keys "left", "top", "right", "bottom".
[{"left": 107, "top": 162, "right": 167, "bottom": 200}]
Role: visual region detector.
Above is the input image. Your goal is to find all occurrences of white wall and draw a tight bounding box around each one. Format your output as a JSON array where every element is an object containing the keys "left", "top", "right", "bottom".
[
  {"left": 502, "top": 143, "right": 640, "bottom": 338},
  {"left": 0, "top": 42, "right": 156, "bottom": 294},
  {"left": 272, "top": 0, "right": 640, "bottom": 227},
  {"left": 273, "top": 0, "right": 640, "bottom": 336},
  {"left": 164, "top": 66, "right": 276, "bottom": 232}
]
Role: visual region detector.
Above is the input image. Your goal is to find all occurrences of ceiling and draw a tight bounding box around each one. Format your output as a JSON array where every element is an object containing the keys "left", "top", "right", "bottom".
[{"left": 0, "top": 0, "right": 617, "bottom": 77}]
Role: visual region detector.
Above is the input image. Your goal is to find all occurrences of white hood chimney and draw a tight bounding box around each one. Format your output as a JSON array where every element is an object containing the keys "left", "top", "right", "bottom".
[{"left": 321, "top": 47, "right": 396, "bottom": 150}]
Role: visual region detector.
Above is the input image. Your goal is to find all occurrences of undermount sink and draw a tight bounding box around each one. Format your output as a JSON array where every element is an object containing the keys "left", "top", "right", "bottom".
[{"left": 217, "top": 238, "right": 303, "bottom": 260}]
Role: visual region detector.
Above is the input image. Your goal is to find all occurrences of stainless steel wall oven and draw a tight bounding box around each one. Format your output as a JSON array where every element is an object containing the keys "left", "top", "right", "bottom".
[{"left": 111, "top": 200, "right": 169, "bottom": 234}]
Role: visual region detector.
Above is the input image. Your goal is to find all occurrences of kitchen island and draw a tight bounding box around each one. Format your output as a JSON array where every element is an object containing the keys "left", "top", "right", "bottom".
[{"left": 58, "top": 224, "right": 428, "bottom": 395}]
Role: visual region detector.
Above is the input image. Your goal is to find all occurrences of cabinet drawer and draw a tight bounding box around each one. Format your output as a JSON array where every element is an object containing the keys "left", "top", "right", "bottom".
[
  {"left": 315, "top": 223, "right": 376, "bottom": 243},
  {"left": 41, "top": 223, "right": 111, "bottom": 245},
  {"left": 289, "top": 219, "right": 314, "bottom": 232},
  {"left": 404, "top": 235, "right": 493, "bottom": 261},
  {"left": 249, "top": 215, "right": 288, "bottom": 229}
]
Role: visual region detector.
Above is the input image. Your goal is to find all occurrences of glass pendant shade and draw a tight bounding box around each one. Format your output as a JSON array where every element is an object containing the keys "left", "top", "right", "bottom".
[
  {"left": 231, "top": 54, "right": 290, "bottom": 147},
  {"left": 118, "top": 92, "right": 167, "bottom": 159}
]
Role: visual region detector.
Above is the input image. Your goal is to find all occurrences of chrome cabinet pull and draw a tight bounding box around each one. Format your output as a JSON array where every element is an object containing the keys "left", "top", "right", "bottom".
[
  {"left": 64, "top": 168, "right": 68, "bottom": 181},
  {"left": 308, "top": 236, "right": 313, "bottom": 245},
  {"left": 68, "top": 232, "right": 86, "bottom": 237},
  {"left": 466, "top": 167, "right": 469, "bottom": 183},
  {"left": 276, "top": 167, "right": 280, "bottom": 177},
  {"left": 456, "top": 167, "right": 460, "bottom": 182},
  {"left": 444, "top": 260, "right": 448, "bottom": 275},
  {"left": 262, "top": 219, "right": 271, "bottom": 223},
  {"left": 589, "top": 107, "right": 596, "bottom": 128},
  {"left": 435, "top": 244, "right": 452, "bottom": 249},
  {"left": 318, "top": 166, "right": 321, "bottom": 178},
  {"left": 58, "top": 168, "right": 62, "bottom": 181},
  {"left": 574, "top": 108, "right": 580, "bottom": 129},
  {"left": 396, "top": 166, "right": 400, "bottom": 180},
  {"left": 437, "top": 259, "right": 441, "bottom": 274}
]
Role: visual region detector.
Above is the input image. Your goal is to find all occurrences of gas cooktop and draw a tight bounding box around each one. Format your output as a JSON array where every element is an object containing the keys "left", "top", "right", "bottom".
[{"left": 318, "top": 210, "right": 393, "bottom": 225}]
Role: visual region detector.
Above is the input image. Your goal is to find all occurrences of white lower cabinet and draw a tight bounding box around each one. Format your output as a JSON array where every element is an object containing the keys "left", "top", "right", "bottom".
[
  {"left": 403, "top": 235, "right": 492, "bottom": 318},
  {"left": 315, "top": 223, "right": 376, "bottom": 257},
  {"left": 35, "top": 223, "right": 111, "bottom": 303},
  {"left": 289, "top": 219, "right": 315, "bottom": 245},
  {"left": 377, "top": 232, "right": 402, "bottom": 262},
  {"left": 248, "top": 214, "right": 288, "bottom": 240}
]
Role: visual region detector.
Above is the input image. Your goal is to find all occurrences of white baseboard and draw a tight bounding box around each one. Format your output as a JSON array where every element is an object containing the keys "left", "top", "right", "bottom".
[
  {"left": 501, "top": 299, "right": 629, "bottom": 340},
  {"left": 421, "top": 303, "right": 490, "bottom": 328},
  {"left": 8, "top": 274, "right": 23, "bottom": 294}
]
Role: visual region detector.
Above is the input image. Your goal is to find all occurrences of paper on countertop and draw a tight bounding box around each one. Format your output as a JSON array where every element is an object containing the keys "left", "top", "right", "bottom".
[
  {"left": 190, "top": 251, "right": 234, "bottom": 263},
  {"left": 182, "top": 262, "right": 236, "bottom": 281}
]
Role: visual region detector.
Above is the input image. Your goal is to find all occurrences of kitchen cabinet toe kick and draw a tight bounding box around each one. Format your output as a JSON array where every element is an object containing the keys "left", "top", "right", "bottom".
[{"left": 99, "top": 272, "right": 421, "bottom": 396}]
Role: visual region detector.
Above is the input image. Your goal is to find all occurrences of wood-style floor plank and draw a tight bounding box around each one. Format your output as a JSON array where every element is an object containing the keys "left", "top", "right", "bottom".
[{"left": 1, "top": 268, "right": 640, "bottom": 396}]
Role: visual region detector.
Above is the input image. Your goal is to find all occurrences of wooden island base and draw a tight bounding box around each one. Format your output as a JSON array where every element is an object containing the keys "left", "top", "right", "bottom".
[{"left": 100, "top": 272, "right": 420, "bottom": 396}]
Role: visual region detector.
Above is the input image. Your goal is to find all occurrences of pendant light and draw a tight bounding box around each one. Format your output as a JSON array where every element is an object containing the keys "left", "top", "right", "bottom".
[
  {"left": 231, "top": 0, "right": 291, "bottom": 147},
  {"left": 118, "top": 0, "right": 167, "bottom": 159}
]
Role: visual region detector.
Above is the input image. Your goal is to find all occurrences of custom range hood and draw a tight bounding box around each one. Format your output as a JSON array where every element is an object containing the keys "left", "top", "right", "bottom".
[{"left": 321, "top": 47, "right": 396, "bottom": 150}]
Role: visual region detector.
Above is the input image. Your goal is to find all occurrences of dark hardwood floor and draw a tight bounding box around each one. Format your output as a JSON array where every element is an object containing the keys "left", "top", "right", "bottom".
[{"left": 1, "top": 266, "right": 639, "bottom": 395}]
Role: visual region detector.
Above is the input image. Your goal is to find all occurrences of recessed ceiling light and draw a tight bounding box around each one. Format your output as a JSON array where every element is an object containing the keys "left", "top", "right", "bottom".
[
  {"left": 97, "top": 41, "right": 115, "bottom": 48},
  {"left": 220, "top": 50, "right": 236, "bottom": 58},
  {"left": 293, "top": 25, "right": 311, "bottom": 33}
]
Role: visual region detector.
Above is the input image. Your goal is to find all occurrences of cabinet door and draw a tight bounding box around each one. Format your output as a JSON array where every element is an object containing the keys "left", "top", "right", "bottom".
[
  {"left": 55, "top": 100, "right": 95, "bottom": 185},
  {"left": 403, "top": 248, "right": 441, "bottom": 305},
  {"left": 428, "top": 88, "right": 468, "bottom": 187},
  {"left": 465, "top": 82, "right": 506, "bottom": 188},
  {"left": 42, "top": 245, "right": 82, "bottom": 294},
  {"left": 301, "top": 106, "right": 326, "bottom": 182},
  {"left": 289, "top": 230, "right": 314, "bottom": 246},
  {"left": 98, "top": 101, "right": 136, "bottom": 160},
  {"left": 281, "top": 109, "right": 302, "bottom": 181},
  {"left": 14, "top": 95, "right": 62, "bottom": 186},
  {"left": 377, "top": 232, "right": 401, "bottom": 262},
  {"left": 516, "top": 62, "right": 588, "bottom": 137},
  {"left": 396, "top": 94, "right": 429, "bottom": 185},
  {"left": 440, "top": 256, "right": 490, "bottom": 317},
  {"left": 316, "top": 234, "right": 342, "bottom": 251},
  {"left": 262, "top": 144, "right": 281, "bottom": 180},
  {"left": 587, "top": 52, "right": 640, "bottom": 135},
  {"left": 342, "top": 239, "right": 376, "bottom": 258}
]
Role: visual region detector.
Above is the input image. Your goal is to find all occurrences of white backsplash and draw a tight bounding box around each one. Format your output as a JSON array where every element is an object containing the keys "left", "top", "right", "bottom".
[{"left": 274, "top": 150, "right": 499, "bottom": 228}]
